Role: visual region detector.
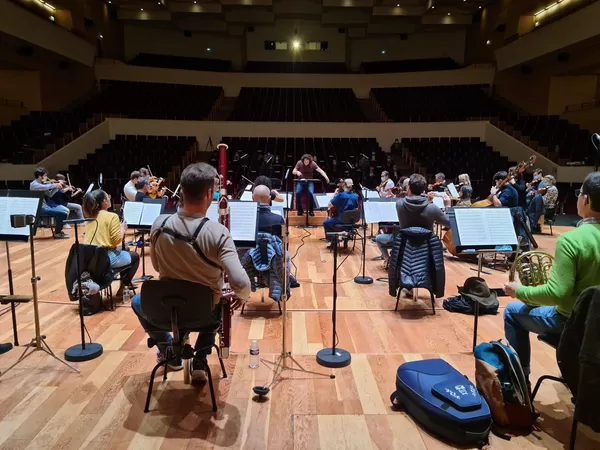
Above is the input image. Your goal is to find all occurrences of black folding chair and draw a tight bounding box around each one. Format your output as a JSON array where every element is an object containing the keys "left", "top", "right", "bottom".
[{"left": 140, "top": 279, "right": 227, "bottom": 413}]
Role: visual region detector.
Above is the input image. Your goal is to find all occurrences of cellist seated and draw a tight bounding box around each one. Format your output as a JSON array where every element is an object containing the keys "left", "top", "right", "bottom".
[
  {"left": 490, "top": 171, "right": 519, "bottom": 208},
  {"left": 323, "top": 179, "right": 359, "bottom": 248}
]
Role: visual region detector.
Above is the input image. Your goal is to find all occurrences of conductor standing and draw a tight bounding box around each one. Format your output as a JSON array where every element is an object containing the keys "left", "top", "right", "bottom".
[{"left": 292, "top": 154, "right": 330, "bottom": 216}]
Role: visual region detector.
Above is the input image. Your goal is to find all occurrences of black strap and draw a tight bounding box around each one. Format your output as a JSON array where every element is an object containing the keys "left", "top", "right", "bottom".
[{"left": 154, "top": 216, "right": 220, "bottom": 269}]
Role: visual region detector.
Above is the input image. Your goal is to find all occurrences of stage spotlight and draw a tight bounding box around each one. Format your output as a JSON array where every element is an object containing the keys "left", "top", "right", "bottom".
[{"left": 292, "top": 40, "right": 301, "bottom": 50}]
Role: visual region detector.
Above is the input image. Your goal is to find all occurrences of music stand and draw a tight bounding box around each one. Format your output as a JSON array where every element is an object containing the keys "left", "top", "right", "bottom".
[
  {"left": 447, "top": 207, "right": 518, "bottom": 351},
  {"left": 293, "top": 179, "right": 320, "bottom": 227},
  {"left": 123, "top": 200, "right": 165, "bottom": 282},
  {"left": 0, "top": 190, "right": 79, "bottom": 377}
]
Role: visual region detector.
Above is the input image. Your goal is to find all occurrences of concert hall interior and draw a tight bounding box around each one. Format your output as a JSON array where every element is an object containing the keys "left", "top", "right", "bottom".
[{"left": 1, "top": 0, "right": 600, "bottom": 448}]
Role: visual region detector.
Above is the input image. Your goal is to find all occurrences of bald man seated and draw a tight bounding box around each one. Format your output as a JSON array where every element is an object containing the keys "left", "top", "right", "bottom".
[{"left": 252, "top": 185, "right": 300, "bottom": 288}]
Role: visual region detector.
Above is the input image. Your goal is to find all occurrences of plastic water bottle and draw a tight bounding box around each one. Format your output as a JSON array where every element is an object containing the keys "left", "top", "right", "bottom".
[
  {"left": 122, "top": 286, "right": 131, "bottom": 304},
  {"left": 249, "top": 340, "right": 260, "bottom": 369}
]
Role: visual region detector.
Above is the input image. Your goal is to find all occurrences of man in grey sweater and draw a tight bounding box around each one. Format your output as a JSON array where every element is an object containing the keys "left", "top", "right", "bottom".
[
  {"left": 375, "top": 173, "right": 450, "bottom": 260},
  {"left": 131, "top": 162, "right": 251, "bottom": 382}
]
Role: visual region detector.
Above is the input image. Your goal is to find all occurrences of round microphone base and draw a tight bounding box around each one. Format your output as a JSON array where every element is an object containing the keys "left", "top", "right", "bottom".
[
  {"left": 253, "top": 386, "right": 270, "bottom": 397},
  {"left": 316, "top": 348, "right": 351, "bottom": 368},
  {"left": 65, "top": 342, "right": 103, "bottom": 362},
  {"left": 354, "top": 275, "right": 373, "bottom": 285}
]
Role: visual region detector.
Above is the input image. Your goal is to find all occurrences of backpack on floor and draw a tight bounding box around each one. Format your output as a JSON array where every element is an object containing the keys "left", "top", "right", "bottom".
[
  {"left": 474, "top": 341, "right": 535, "bottom": 434},
  {"left": 390, "top": 359, "right": 492, "bottom": 446}
]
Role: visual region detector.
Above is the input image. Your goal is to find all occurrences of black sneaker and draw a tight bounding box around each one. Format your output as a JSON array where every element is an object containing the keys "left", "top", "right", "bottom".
[
  {"left": 53, "top": 232, "right": 69, "bottom": 240},
  {"left": 309, "top": 212, "right": 315, "bottom": 216},
  {"left": 297, "top": 211, "right": 303, "bottom": 216},
  {"left": 157, "top": 347, "right": 183, "bottom": 371},
  {"left": 290, "top": 280, "right": 300, "bottom": 288}
]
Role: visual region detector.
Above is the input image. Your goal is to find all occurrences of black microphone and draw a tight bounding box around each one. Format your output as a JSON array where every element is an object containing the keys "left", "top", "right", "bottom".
[{"left": 63, "top": 218, "right": 97, "bottom": 224}]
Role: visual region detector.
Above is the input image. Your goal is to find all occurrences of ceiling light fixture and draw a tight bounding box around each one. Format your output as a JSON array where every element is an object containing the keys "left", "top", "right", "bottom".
[
  {"left": 207, "top": 47, "right": 211, "bottom": 51},
  {"left": 140, "top": 8, "right": 144, "bottom": 11},
  {"left": 396, "top": 3, "right": 399, "bottom": 6},
  {"left": 447, "top": 12, "right": 451, "bottom": 15},
  {"left": 535, "top": 21, "right": 540, "bottom": 26},
  {"left": 431, "top": 5, "right": 435, "bottom": 9},
  {"left": 486, "top": 40, "right": 491, "bottom": 45},
  {"left": 381, "top": 50, "right": 386, "bottom": 54},
  {"left": 292, "top": 40, "right": 301, "bottom": 50},
  {"left": 478, "top": 5, "right": 482, "bottom": 8}
]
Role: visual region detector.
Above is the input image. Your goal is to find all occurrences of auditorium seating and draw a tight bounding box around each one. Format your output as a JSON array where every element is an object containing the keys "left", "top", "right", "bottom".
[
  {"left": 361, "top": 58, "right": 460, "bottom": 74},
  {"left": 231, "top": 88, "right": 365, "bottom": 122},
  {"left": 0, "top": 81, "right": 222, "bottom": 164},
  {"left": 374, "top": 85, "right": 596, "bottom": 164},
  {"left": 65, "top": 134, "right": 197, "bottom": 202},
  {"left": 245, "top": 61, "right": 348, "bottom": 74},
  {"left": 372, "top": 85, "right": 500, "bottom": 122},
  {"left": 395, "top": 137, "right": 515, "bottom": 200},
  {"left": 213, "top": 136, "right": 384, "bottom": 193},
  {"left": 496, "top": 114, "right": 595, "bottom": 165},
  {"left": 129, "top": 53, "right": 232, "bottom": 72}
]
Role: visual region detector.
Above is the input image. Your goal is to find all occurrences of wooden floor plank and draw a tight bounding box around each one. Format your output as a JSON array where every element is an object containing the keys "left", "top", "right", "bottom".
[{"left": 0, "top": 226, "right": 596, "bottom": 449}]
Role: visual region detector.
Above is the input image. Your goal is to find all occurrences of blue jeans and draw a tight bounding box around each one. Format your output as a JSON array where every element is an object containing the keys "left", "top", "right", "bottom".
[
  {"left": 66, "top": 202, "right": 84, "bottom": 220},
  {"left": 526, "top": 194, "right": 545, "bottom": 231},
  {"left": 131, "top": 294, "right": 216, "bottom": 358},
  {"left": 42, "top": 205, "right": 68, "bottom": 233},
  {"left": 296, "top": 182, "right": 315, "bottom": 214},
  {"left": 323, "top": 217, "right": 342, "bottom": 241},
  {"left": 376, "top": 233, "right": 394, "bottom": 258},
  {"left": 504, "top": 301, "right": 567, "bottom": 377}
]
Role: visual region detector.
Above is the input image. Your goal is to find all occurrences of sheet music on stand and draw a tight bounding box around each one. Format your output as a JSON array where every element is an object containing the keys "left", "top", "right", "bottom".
[
  {"left": 315, "top": 193, "right": 335, "bottom": 209},
  {"left": 85, "top": 183, "right": 94, "bottom": 195},
  {"left": 364, "top": 201, "right": 399, "bottom": 224},
  {"left": 207, "top": 200, "right": 259, "bottom": 247},
  {"left": 271, "top": 205, "right": 285, "bottom": 218},
  {"left": 277, "top": 192, "right": 293, "bottom": 209},
  {"left": 448, "top": 207, "right": 518, "bottom": 253},
  {"left": 0, "top": 190, "right": 44, "bottom": 242},
  {"left": 240, "top": 190, "right": 253, "bottom": 201},
  {"left": 447, "top": 183, "right": 459, "bottom": 199},
  {"left": 432, "top": 197, "right": 445, "bottom": 209},
  {"left": 362, "top": 189, "right": 381, "bottom": 199},
  {"left": 123, "top": 201, "right": 164, "bottom": 229}
]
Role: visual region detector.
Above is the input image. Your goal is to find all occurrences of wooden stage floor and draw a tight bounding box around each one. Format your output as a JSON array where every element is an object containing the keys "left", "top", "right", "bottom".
[{"left": 0, "top": 225, "right": 598, "bottom": 449}]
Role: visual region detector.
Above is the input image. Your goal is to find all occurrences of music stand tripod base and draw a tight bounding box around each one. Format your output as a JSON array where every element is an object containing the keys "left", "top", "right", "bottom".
[
  {"left": 354, "top": 276, "right": 373, "bottom": 284},
  {"left": 317, "top": 348, "right": 351, "bottom": 368},
  {"left": 65, "top": 342, "right": 103, "bottom": 362}
]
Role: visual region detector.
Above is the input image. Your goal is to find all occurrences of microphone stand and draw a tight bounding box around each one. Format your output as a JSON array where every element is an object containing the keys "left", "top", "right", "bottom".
[
  {"left": 354, "top": 195, "right": 373, "bottom": 285},
  {"left": 64, "top": 220, "right": 103, "bottom": 362},
  {"left": 253, "top": 212, "right": 334, "bottom": 399},
  {"left": 317, "top": 234, "right": 351, "bottom": 368}
]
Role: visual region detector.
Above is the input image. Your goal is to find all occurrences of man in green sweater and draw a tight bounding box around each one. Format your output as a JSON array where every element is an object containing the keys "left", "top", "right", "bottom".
[{"left": 503, "top": 172, "right": 600, "bottom": 379}]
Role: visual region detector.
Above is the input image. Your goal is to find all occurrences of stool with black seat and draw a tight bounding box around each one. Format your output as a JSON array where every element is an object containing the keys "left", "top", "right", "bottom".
[
  {"left": 332, "top": 208, "right": 361, "bottom": 249},
  {"left": 140, "top": 279, "right": 227, "bottom": 413}
]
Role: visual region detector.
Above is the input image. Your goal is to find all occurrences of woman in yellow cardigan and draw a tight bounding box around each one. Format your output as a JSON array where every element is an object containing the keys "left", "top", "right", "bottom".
[{"left": 82, "top": 190, "right": 140, "bottom": 298}]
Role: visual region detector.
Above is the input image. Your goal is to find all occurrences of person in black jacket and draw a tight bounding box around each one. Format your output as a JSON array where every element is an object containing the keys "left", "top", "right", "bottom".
[{"left": 509, "top": 166, "right": 528, "bottom": 209}]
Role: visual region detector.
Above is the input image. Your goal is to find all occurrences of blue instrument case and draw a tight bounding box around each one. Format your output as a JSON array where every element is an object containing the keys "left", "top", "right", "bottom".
[{"left": 390, "top": 358, "right": 492, "bottom": 446}]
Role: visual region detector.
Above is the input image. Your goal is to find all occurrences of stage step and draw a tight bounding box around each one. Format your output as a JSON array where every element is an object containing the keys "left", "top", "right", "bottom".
[{"left": 287, "top": 211, "right": 328, "bottom": 227}]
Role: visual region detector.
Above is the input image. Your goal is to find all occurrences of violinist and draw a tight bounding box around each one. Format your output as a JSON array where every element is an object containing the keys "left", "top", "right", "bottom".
[
  {"left": 140, "top": 167, "right": 150, "bottom": 178},
  {"left": 377, "top": 171, "right": 395, "bottom": 198},
  {"left": 135, "top": 179, "right": 150, "bottom": 202},
  {"left": 490, "top": 171, "right": 518, "bottom": 208},
  {"left": 123, "top": 171, "right": 141, "bottom": 202},
  {"left": 51, "top": 174, "right": 84, "bottom": 225},
  {"left": 527, "top": 175, "right": 559, "bottom": 233},
  {"left": 29, "top": 167, "right": 69, "bottom": 239},
  {"left": 428, "top": 173, "right": 447, "bottom": 193},
  {"left": 455, "top": 173, "right": 472, "bottom": 207},
  {"left": 365, "top": 166, "right": 379, "bottom": 190}
]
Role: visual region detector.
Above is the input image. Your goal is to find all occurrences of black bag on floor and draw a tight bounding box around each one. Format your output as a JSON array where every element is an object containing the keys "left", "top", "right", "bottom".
[
  {"left": 81, "top": 292, "right": 103, "bottom": 316},
  {"left": 390, "top": 359, "right": 492, "bottom": 446}
]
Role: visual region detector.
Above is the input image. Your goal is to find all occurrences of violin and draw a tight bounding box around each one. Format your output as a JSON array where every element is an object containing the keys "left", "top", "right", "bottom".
[{"left": 427, "top": 181, "right": 443, "bottom": 192}]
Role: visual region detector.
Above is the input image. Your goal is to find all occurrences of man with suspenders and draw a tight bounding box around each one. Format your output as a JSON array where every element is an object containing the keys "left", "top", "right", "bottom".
[{"left": 131, "top": 163, "right": 251, "bottom": 382}]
